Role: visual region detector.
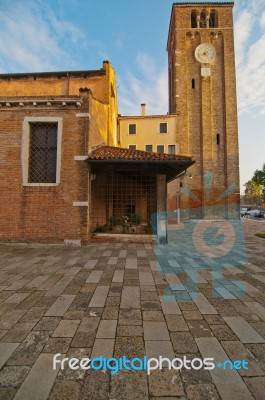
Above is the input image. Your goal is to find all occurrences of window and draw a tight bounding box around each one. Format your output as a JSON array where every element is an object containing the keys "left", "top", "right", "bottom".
[
  {"left": 191, "top": 11, "right": 197, "bottom": 28},
  {"left": 168, "top": 145, "right": 175, "bottom": 154},
  {"left": 200, "top": 11, "right": 207, "bottom": 28},
  {"left": 216, "top": 134, "right": 220, "bottom": 145},
  {"left": 22, "top": 117, "right": 62, "bottom": 186},
  {"left": 29, "top": 123, "right": 58, "bottom": 183},
  {"left": 192, "top": 79, "right": 195, "bottom": 89},
  {"left": 129, "top": 145, "right": 136, "bottom": 150},
  {"left": 157, "top": 145, "right": 164, "bottom": 153},
  {"left": 128, "top": 124, "right": 136, "bottom": 135},
  {"left": 159, "top": 123, "right": 167, "bottom": 134},
  {"left": 145, "top": 145, "right": 153, "bottom": 152},
  {"left": 210, "top": 10, "right": 218, "bottom": 28}
]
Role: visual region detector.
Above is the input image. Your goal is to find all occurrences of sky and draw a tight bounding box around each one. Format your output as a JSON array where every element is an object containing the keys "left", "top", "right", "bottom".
[{"left": 0, "top": 0, "right": 264, "bottom": 193}]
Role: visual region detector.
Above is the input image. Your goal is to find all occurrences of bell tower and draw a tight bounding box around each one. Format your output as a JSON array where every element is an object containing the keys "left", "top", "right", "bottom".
[{"left": 167, "top": 2, "right": 239, "bottom": 218}]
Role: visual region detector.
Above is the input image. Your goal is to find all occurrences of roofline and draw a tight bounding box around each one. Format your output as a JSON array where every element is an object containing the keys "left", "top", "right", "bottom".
[
  {"left": 86, "top": 160, "right": 194, "bottom": 165},
  {"left": 118, "top": 114, "right": 178, "bottom": 119},
  {"left": 0, "top": 69, "right": 106, "bottom": 79},
  {"left": 172, "top": 2, "right": 234, "bottom": 5}
]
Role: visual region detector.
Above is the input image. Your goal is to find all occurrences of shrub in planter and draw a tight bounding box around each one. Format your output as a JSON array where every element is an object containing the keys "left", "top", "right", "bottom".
[{"left": 128, "top": 213, "right": 142, "bottom": 225}]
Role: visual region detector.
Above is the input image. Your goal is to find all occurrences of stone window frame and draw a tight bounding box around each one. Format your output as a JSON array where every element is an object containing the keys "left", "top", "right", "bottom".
[{"left": 22, "top": 116, "right": 63, "bottom": 186}]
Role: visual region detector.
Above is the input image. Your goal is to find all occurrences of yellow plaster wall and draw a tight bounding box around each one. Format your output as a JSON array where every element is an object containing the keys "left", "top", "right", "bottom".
[{"left": 119, "top": 115, "right": 178, "bottom": 153}]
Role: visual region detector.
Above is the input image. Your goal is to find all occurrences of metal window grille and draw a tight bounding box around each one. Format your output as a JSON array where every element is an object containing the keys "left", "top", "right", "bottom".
[
  {"left": 29, "top": 122, "right": 58, "bottom": 183},
  {"left": 91, "top": 171, "right": 157, "bottom": 233}
]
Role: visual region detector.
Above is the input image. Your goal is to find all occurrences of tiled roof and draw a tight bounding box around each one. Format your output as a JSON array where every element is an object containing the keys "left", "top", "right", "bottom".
[{"left": 87, "top": 146, "right": 192, "bottom": 161}]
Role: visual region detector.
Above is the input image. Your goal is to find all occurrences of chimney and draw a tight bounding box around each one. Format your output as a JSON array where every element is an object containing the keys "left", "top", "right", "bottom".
[{"left": 141, "top": 103, "right": 146, "bottom": 116}]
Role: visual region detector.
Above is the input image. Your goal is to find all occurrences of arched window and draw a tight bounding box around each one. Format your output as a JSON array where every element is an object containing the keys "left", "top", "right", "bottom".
[
  {"left": 200, "top": 11, "right": 207, "bottom": 28},
  {"left": 210, "top": 10, "right": 218, "bottom": 28},
  {"left": 191, "top": 11, "right": 197, "bottom": 28}
]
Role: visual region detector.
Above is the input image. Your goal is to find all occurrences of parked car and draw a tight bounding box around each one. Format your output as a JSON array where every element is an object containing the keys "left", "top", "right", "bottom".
[
  {"left": 240, "top": 207, "right": 250, "bottom": 217},
  {"left": 249, "top": 210, "right": 264, "bottom": 218}
]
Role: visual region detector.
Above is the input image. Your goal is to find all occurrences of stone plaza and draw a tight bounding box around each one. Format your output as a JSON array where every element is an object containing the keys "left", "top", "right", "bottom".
[{"left": 0, "top": 219, "right": 264, "bottom": 399}]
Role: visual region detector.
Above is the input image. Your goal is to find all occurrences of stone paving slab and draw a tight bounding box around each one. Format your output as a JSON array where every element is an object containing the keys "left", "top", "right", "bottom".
[
  {"left": 223, "top": 317, "right": 265, "bottom": 343},
  {"left": 45, "top": 295, "right": 76, "bottom": 317},
  {"left": 0, "top": 342, "right": 20, "bottom": 369},
  {"left": 13, "top": 353, "right": 62, "bottom": 400},
  {"left": 196, "top": 337, "right": 254, "bottom": 399},
  {"left": 0, "top": 220, "right": 264, "bottom": 399}
]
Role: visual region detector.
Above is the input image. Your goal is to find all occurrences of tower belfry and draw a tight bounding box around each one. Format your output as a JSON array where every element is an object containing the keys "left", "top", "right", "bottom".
[{"left": 167, "top": 2, "right": 239, "bottom": 218}]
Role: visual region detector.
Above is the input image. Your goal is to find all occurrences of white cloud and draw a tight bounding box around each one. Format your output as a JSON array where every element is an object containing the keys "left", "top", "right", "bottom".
[
  {"left": 234, "top": 1, "right": 265, "bottom": 115},
  {"left": 260, "top": 11, "right": 265, "bottom": 29},
  {"left": 0, "top": 0, "right": 85, "bottom": 72},
  {"left": 234, "top": 11, "right": 253, "bottom": 67},
  {"left": 118, "top": 53, "right": 168, "bottom": 116}
]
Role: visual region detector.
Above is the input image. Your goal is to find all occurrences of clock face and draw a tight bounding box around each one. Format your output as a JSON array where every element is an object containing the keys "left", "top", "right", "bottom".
[{"left": 195, "top": 43, "right": 216, "bottom": 64}]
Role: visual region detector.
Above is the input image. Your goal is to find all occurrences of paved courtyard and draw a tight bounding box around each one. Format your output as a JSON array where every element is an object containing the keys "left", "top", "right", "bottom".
[{"left": 0, "top": 219, "right": 265, "bottom": 400}]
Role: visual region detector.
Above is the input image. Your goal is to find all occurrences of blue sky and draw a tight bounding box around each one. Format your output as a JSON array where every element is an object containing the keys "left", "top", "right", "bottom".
[{"left": 0, "top": 0, "right": 264, "bottom": 193}]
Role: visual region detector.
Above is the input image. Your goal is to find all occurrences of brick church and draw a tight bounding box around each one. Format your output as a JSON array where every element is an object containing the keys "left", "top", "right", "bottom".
[{"left": 0, "top": 2, "right": 239, "bottom": 244}]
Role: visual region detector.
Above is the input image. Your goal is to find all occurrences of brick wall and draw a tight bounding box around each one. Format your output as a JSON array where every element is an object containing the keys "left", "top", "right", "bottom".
[
  {"left": 167, "top": 3, "right": 240, "bottom": 218},
  {"left": 0, "top": 101, "right": 90, "bottom": 243}
]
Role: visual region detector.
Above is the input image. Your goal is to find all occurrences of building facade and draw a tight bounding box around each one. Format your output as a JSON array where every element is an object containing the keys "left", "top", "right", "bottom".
[
  {"left": 119, "top": 106, "right": 181, "bottom": 214},
  {"left": 0, "top": 61, "right": 193, "bottom": 244},
  {"left": 167, "top": 1, "right": 239, "bottom": 218},
  {"left": 0, "top": 61, "right": 119, "bottom": 243},
  {"left": 0, "top": 1, "right": 240, "bottom": 244}
]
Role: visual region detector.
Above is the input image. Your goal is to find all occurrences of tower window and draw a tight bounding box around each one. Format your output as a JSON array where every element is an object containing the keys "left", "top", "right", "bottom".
[
  {"left": 191, "top": 11, "right": 197, "bottom": 28},
  {"left": 192, "top": 79, "right": 195, "bottom": 89},
  {"left": 210, "top": 11, "right": 218, "bottom": 28},
  {"left": 200, "top": 11, "right": 207, "bottom": 28},
  {"left": 217, "top": 134, "right": 220, "bottom": 145}
]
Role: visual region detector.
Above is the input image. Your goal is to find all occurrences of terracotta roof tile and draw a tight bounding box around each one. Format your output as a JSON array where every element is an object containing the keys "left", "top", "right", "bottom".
[{"left": 87, "top": 146, "right": 192, "bottom": 161}]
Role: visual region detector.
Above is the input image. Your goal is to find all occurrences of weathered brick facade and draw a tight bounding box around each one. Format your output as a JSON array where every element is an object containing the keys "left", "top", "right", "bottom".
[
  {"left": 167, "top": 2, "right": 239, "bottom": 218},
  {"left": 0, "top": 61, "right": 118, "bottom": 243}
]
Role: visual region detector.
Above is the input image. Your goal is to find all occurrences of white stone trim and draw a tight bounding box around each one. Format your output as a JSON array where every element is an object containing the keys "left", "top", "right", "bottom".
[
  {"left": 73, "top": 201, "right": 88, "bottom": 207},
  {"left": 75, "top": 113, "right": 90, "bottom": 118},
  {"left": 74, "top": 156, "right": 88, "bottom": 161},
  {"left": 22, "top": 116, "right": 63, "bottom": 186}
]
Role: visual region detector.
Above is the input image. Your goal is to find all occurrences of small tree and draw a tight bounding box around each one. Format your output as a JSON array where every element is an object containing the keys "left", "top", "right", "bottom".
[
  {"left": 244, "top": 179, "right": 263, "bottom": 205},
  {"left": 253, "top": 163, "right": 265, "bottom": 202}
]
